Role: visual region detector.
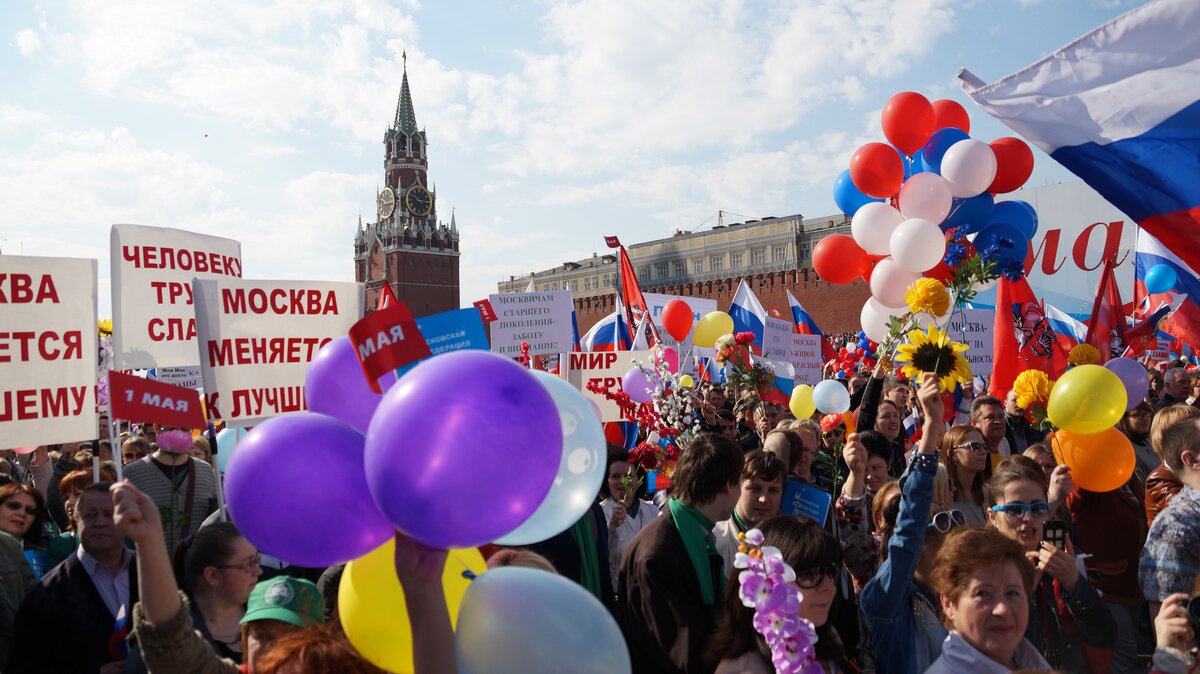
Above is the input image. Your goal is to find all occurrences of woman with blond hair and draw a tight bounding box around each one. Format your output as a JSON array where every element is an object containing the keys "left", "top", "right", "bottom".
[{"left": 1145, "top": 404, "right": 1200, "bottom": 527}]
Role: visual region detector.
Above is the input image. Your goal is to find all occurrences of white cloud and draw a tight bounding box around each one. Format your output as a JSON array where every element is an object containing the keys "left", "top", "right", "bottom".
[
  {"left": 249, "top": 144, "right": 302, "bottom": 158},
  {"left": 15, "top": 29, "right": 42, "bottom": 56},
  {"left": 0, "top": 101, "right": 49, "bottom": 129}
]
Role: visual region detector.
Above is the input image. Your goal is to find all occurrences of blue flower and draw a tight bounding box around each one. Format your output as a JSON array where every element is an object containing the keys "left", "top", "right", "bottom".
[{"left": 943, "top": 241, "right": 968, "bottom": 267}]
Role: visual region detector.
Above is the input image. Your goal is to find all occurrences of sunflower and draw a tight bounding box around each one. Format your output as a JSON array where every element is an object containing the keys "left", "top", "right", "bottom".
[
  {"left": 1068, "top": 343, "right": 1101, "bottom": 367},
  {"left": 904, "top": 278, "right": 952, "bottom": 317},
  {"left": 1012, "top": 369, "right": 1052, "bottom": 410},
  {"left": 894, "top": 324, "right": 972, "bottom": 392},
  {"left": 97, "top": 319, "right": 113, "bottom": 337}
]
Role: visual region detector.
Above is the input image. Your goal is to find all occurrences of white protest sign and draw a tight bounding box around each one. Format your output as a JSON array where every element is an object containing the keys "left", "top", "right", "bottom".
[
  {"left": 111, "top": 224, "right": 242, "bottom": 370},
  {"left": 643, "top": 292, "right": 718, "bottom": 348},
  {"left": 763, "top": 316, "right": 793, "bottom": 359},
  {"left": 946, "top": 308, "right": 995, "bottom": 376},
  {"left": 787, "top": 334, "right": 824, "bottom": 385},
  {"left": 193, "top": 279, "right": 363, "bottom": 427},
  {"left": 1, "top": 255, "right": 98, "bottom": 448},
  {"left": 150, "top": 366, "right": 203, "bottom": 389},
  {"left": 564, "top": 350, "right": 656, "bottom": 422},
  {"left": 487, "top": 291, "right": 575, "bottom": 357}
]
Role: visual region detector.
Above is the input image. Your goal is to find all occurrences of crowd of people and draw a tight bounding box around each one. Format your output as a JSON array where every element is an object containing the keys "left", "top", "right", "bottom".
[{"left": 0, "top": 358, "right": 1198, "bottom": 674}]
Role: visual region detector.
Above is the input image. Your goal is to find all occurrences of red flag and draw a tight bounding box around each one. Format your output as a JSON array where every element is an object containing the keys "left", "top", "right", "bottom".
[
  {"left": 377, "top": 282, "right": 400, "bottom": 312},
  {"left": 618, "top": 247, "right": 659, "bottom": 343},
  {"left": 348, "top": 301, "right": 431, "bottom": 393},
  {"left": 990, "top": 278, "right": 1067, "bottom": 398},
  {"left": 109, "top": 371, "right": 205, "bottom": 428},
  {"left": 604, "top": 235, "right": 622, "bottom": 249},
  {"left": 1083, "top": 259, "right": 1126, "bottom": 363},
  {"left": 1122, "top": 295, "right": 1186, "bottom": 359},
  {"left": 473, "top": 299, "right": 497, "bottom": 324}
]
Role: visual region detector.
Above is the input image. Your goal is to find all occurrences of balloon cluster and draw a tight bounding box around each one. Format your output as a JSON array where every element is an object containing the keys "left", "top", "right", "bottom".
[
  {"left": 822, "top": 91, "right": 1038, "bottom": 343},
  {"left": 834, "top": 332, "right": 878, "bottom": 379}
]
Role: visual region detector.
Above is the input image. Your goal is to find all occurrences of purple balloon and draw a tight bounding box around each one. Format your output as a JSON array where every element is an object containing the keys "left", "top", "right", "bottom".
[
  {"left": 305, "top": 336, "right": 396, "bottom": 435},
  {"left": 622, "top": 367, "right": 653, "bottom": 404},
  {"left": 364, "top": 351, "right": 561, "bottom": 548},
  {"left": 225, "top": 412, "right": 393, "bottom": 567},
  {"left": 1104, "top": 357, "right": 1150, "bottom": 410}
]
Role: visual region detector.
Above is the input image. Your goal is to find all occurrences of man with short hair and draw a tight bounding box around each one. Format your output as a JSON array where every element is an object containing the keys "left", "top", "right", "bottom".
[
  {"left": 1156, "top": 367, "right": 1193, "bottom": 409},
  {"left": 619, "top": 433, "right": 744, "bottom": 674},
  {"left": 883, "top": 379, "right": 912, "bottom": 416},
  {"left": 1004, "top": 389, "right": 1045, "bottom": 454},
  {"left": 712, "top": 450, "right": 786, "bottom": 574},
  {"left": 714, "top": 409, "right": 737, "bottom": 441},
  {"left": 10, "top": 483, "right": 136, "bottom": 673},
  {"left": 1139, "top": 417, "right": 1200, "bottom": 620},
  {"left": 969, "top": 395, "right": 1010, "bottom": 464}
]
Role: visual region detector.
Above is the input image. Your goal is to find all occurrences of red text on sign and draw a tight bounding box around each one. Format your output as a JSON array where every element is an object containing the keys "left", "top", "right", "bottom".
[
  {"left": 0, "top": 386, "right": 88, "bottom": 421},
  {"left": 0, "top": 331, "right": 83, "bottom": 362},
  {"left": 0, "top": 274, "right": 59, "bottom": 304},
  {"left": 220, "top": 288, "right": 339, "bottom": 316}
]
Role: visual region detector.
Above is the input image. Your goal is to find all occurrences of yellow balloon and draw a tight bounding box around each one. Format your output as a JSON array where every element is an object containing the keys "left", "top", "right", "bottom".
[
  {"left": 693, "top": 311, "right": 734, "bottom": 348},
  {"left": 1046, "top": 364, "right": 1127, "bottom": 435},
  {"left": 679, "top": 375, "right": 695, "bottom": 388},
  {"left": 790, "top": 385, "right": 815, "bottom": 419},
  {"left": 340, "top": 541, "right": 486, "bottom": 673}
]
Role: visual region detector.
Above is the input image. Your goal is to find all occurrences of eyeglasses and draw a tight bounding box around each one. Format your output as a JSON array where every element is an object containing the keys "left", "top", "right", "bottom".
[
  {"left": 795, "top": 564, "right": 839, "bottom": 589},
  {"left": 1036, "top": 462, "right": 1056, "bottom": 473},
  {"left": 955, "top": 442, "right": 989, "bottom": 453},
  {"left": 220, "top": 554, "right": 263, "bottom": 574},
  {"left": 990, "top": 501, "right": 1052, "bottom": 521},
  {"left": 928, "top": 509, "right": 967, "bottom": 533},
  {"left": 3, "top": 501, "right": 37, "bottom": 516},
  {"left": 822, "top": 429, "right": 845, "bottom": 438}
]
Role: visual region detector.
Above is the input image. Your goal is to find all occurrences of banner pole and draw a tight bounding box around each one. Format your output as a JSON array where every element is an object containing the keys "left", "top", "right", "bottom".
[{"left": 205, "top": 421, "right": 228, "bottom": 522}]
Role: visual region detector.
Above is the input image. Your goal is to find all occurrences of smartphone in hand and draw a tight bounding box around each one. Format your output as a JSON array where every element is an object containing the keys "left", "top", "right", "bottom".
[{"left": 1043, "top": 520, "right": 1068, "bottom": 549}]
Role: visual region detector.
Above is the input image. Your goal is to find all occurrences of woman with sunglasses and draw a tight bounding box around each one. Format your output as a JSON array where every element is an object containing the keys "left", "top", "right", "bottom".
[
  {"left": 860, "top": 373, "right": 956, "bottom": 674},
  {"left": 939, "top": 425, "right": 990, "bottom": 527},
  {"left": 0, "top": 483, "right": 50, "bottom": 579},
  {"left": 707, "top": 516, "right": 852, "bottom": 673},
  {"left": 986, "top": 456, "right": 1115, "bottom": 671},
  {"left": 1117, "top": 401, "right": 1160, "bottom": 486},
  {"left": 172, "top": 522, "right": 263, "bottom": 663}
]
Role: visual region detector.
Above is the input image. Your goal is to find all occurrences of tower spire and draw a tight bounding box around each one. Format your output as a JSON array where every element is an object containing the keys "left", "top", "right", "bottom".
[{"left": 394, "top": 52, "right": 418, "bottom": 136}]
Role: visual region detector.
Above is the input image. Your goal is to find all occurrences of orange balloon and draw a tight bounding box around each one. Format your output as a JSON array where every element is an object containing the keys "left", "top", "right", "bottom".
[{"left": 1050, "top": 428, "right": 1135, "bottom": 493}]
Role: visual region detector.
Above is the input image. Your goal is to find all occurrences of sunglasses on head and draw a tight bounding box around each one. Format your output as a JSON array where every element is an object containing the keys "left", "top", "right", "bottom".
[
  {"left": 4, "top": 501, "right": 37, "bottom": 516},
  {"left": 990, "top": 501, "right": 1052, "bottom": 521},
  {"left": 928, "top": 509, "right": 967, "bottom": 533}
]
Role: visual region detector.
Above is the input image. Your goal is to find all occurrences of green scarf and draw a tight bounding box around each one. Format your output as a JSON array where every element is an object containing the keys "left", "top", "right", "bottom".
[
  {"left": 730, "top": 508, "right": 751, "bottom": 534},
  {"left": 668, "top": 497, "right": 724, "bottom": 606},
  {"left": 572, "top": 512, "right": 602, "bottom": 600}
]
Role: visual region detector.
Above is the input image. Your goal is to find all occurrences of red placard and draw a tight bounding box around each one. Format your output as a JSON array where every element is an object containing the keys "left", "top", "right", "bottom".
[
  {"left": 473, "top": 299, "right": 497, "bottom": 325},
  {"left": 109, "top": 370, "right": 206, "bottom": 428},
  {"left": 604, "top": 235, "right": 622, "bottom": 249},
  {"left": 348, "top": 301, "right": 431, "bottom": 392}
]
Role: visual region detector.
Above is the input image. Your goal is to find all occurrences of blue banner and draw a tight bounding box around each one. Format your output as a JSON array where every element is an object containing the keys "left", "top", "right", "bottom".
[{"left": 396, "top": 308, "right": 489, "bottom": 377}]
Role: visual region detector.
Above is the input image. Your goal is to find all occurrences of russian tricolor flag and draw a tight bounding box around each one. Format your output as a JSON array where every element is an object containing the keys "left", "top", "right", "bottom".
[
  {"left": 730, "top": 280, "right": 767, "bottom": 352},
  {"left": 580, "top": 297, "right": 632, "bottom": 352},
  {"left": 962, "top": 0, "right": 1200, "bottom": 280},
  {"left": 1134, "top": 229, "right": 1200, "bottom": 351},
  {"left": 787, "top": 290, "right": 838, "bottom": 363}
]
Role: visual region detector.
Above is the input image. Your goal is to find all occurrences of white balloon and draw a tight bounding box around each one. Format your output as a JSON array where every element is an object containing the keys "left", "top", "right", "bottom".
[
  {"left": 869, "top": 258, "right": 922, "bottom": 309},
  {"left": 860, "top": 297, "right": 905, "bottom": 344},
  {"left": 851, "top": 203, "right": 903, "bottom": 256},
  {"left": 898, "top": 173, "right": 953, "bottom": 223},
  {"left": 890, "top": 218, "right": 947, "bottom": 273},
  {"left": 941, "top": 139, "right": 997, "bottom": 198}
]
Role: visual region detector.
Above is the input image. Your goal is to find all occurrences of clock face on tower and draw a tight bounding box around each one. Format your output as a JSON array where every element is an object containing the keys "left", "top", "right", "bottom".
[
  {"left": 377, "top": 187, "right": 396, "bottom": 219},
  {"left": 405, "top": 184, "right": 433, "bottom": 217}
]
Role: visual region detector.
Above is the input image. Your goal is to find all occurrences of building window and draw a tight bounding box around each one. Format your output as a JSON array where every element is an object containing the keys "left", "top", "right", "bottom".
[
  {"left": 711, "top": 255, "right": 724, "bottom": 272},
  {"left": 774, "top": 246, "right": 785, "bottom": 263},
  {"left": 754, "top": 249, "right": 765, "bottom": 266},
  {"left": 639, "top": 267, "right": 650, "bottom": 280},
  {"left": 673, "top": 262, "right": 685, "bottom": 277},
  {"left": 655, "top": 263, "right": 667, "bottom": 279},
  {"left": 584, "top": 278, "right": 592, "bottom": 291},
  {"left": 799, "top": 243, "right": 810, "bottom": 260},
  {"left": 693, "top": 260, "right": 703, "bottom": 274},
  {"left": 732, "top": 253, "right": 743, "bottom": 269},
  {"left": 571, "top": 280, "right": 578, "bottom": 291},
  {"left": 602, "top": 275, "right": 611, "bottom": 289}
]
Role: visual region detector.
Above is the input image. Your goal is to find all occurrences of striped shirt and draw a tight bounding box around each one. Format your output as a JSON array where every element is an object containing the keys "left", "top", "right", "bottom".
[{"left": 123, "top": 456, "right": 218, "bottom": 554}]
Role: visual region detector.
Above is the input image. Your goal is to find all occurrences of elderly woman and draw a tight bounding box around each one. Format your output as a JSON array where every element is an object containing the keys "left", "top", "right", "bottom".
[
  {"left": 0, "top": 484, "right": 50, "bottom": 579},
  {"left": 986, "top": 456, "right": 1115, "bottom": 671},
  {"left": 1117, "top": 401, "right": 1159, "bottom": 485},
  {"left": 926, "top": 527, "right": 1051, "bottom": 672}
]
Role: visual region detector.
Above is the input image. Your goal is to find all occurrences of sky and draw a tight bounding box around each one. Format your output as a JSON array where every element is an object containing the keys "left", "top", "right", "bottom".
[{"left": 0, "top": 0, "right": 1142, "bottom": 317}]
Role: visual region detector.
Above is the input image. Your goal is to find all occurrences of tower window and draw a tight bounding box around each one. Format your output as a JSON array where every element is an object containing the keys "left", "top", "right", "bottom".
[{"left": 412, "top": 137, "right": 421, "bottom": 154}]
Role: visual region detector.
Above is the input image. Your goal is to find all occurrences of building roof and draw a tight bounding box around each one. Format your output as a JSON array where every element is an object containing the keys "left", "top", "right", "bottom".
[{"left": 393, "top": 53, "right": 419, "bottom": 137}]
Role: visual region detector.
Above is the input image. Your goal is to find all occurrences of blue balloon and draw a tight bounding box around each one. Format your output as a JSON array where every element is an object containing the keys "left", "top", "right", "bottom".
[
  {"left": 495, "top": 371, "right": 607, "bottom": 545},
  {"left": 215, "top": 427, "right": 247, "bottom": 473},
  {"left": 922, "top": 127, "right": 970, "bottom": 173},
  {"left": 1145, "top": 264, "right": 1178, "bottom": 294},
  {"left": 974, "top": 223, "right": 1029, "bottom": 270},
  {"left": 990, "top": 200, "right": 1038, "bottom": 240},
  {"left": 833, "top": 169, "right": 884, "bottom": 217},
  {"left": 813, "top": 380, "right": 850, "bottom": 414},
  {"left": 943, "top": 192, "right": 995, "bottom": 234},
  {"left": 456, "top": 567, "right": 632, "bottom": 674}
]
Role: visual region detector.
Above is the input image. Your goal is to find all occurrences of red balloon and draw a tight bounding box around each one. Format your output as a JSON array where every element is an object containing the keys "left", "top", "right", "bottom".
[
  {"left": 813, "top": 234, "right": 869, "bottom": 284},
  {"left": 988, "top": 137, "right": 1035, "bottom": 193},
  {"left": 661, "top": 299, "right": 694, "bottom": 342},
  {"left": 931, "top": 99, "right": 970, "bottom": 133},
  {"left": 604, "top": 422, "right": 625, "bottom": 447},
  {"left": 882, "top": 92, "right": 935, "bottom": 156},
  {"left": 849, "top": 143, "right": 905, "bottom": 199}
]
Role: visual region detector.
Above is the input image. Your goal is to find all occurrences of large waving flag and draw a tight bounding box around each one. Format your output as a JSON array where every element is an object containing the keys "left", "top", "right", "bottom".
[
  {"left": 787, "top": 290, "right": 838, "bottom": 363},
  {"left": 730, "top": 280, "right": 767, "bottom": 352},
  {"left": 1135, "top": 228, "right": 1200, "bottom": 350},
  {"left": 1084, "top": 259, "right": 1127, "bottom": 363},
  {"left": 990, "top": 276, "right": 1069, "bottom": 397},
  {"left": 961, "top": 0, "right": 1200, "bottom": 275},
  {"left": 580, "top": 297, "right": 631, "bottom": 352},
  {"left": 1045, "top": 302, "right": 1086, "bottom": 363}
]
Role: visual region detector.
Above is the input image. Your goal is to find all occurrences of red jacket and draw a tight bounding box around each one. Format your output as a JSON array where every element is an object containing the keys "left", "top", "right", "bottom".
[
  {"left": 1066, "top": 481, "right": 1148, "bottom": 605},
  {"left": 1144, "top": 464, "right": 1184, "bottom": 528}
]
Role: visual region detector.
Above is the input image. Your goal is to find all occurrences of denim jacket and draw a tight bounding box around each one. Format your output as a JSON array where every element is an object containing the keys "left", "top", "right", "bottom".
[{"left": 860, "top": 452, "right": 946, "bottom": 674}]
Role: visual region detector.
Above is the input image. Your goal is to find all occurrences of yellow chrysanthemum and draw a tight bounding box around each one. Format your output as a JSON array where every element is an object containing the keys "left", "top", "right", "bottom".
[
  {"left": 893, "top": 324, "right": 972, "bottom": 393},
  {"left": 904, "top": 278, "right": 951, "bottom": 317},
  {"left": 97, "top": 319, "right": 113, "bottom": 336},
  {"left": 1012, "top": 369, "right": 1052, "bottom": 410},
  {"left": 1068, "top": 343, "right": 1101, "bottom": 367}
]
